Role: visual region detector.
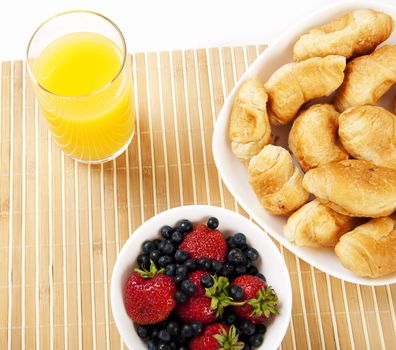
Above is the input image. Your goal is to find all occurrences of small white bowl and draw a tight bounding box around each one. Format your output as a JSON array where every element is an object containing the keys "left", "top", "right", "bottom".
[
  {"left": 111, "top": 205, "right": 292, "bottom": 350},
  {"left": 212, "top": 0, "right": 396, "bottom": 286}
]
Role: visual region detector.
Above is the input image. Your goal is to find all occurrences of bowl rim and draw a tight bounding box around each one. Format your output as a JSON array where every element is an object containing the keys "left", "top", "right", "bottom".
[
  {"left": 110, "top": 204, "right": 292, "bottom": 350},
  {"left": 212, "top": 0, "right": 396, "bottom": 286}
]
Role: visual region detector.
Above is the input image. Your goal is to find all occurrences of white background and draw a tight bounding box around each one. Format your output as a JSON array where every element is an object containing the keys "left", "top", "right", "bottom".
[{"left": 0, "top": 0, "right": 395, "bottom": 60}]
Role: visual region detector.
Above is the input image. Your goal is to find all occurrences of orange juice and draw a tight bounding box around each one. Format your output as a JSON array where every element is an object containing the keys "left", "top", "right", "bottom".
[{"left": 31, "top": 32, "right": 135, "bottom": 162}]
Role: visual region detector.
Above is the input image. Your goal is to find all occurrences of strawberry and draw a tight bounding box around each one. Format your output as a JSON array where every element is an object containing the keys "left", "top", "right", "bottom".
[
  {"left": 190, "top": 324, "right": 244, "bottom": 350},
  {"left": 188, "top": 270, "right": 209, "bottom": 296},
  {"left": 124, "top": 261, "right": 176, "bottom": 325},
  {"left": 231, "top": 275, "right": 278, "bottom": 324},
  {"left": 179, "top": 224, "right": 227, "bottom": 262},
  {"left": 176, "top": 275, "right": 244, "bottom": 324}
]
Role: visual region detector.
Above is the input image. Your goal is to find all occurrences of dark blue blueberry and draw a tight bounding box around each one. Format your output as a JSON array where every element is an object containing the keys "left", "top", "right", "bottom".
[
  {"left": 158, "top": 343, "right": 171, "bottom": 350},
  {"left": 255, "top": 323, "right": 266, "bottom": 335},
  {"left": 169, "top": 341, "right": 178, "bottom": 350},
  {"left": 174, "top": 274, "right": 185, "bottom": 285},
  {"left": 247, "top": 265, "right": 258, "bottom": 276},
  {"left": 191, "top": 322, "right": 203, "bottom": 335},
  {"left": 181, "top": 280, "right": 196, "bottom": 295},
  {"left": 227, "top": 236, "right": 238, "bottom": 249},
  {"left": 179, "top": 219, "right": 193, "bottom": 233},
  {"left": 137, "top": 254, "right": 150, "bottom": 269},
  {"left": 242, "top": 345, "right": 252, "bottom": 350},
  {"left": 161, "top": 242, "right": 176, "bottom": 255},
  {"left": 136, "top": 325, "right": 149, "bottom": 338},
  {"left": 198, "top": 257, "right": 211, "bottom": 270},
  {"left": 176, "top": 265, "right": 188, "bottom": 278},
  {"left": 161, "top": 225, "right": 173, "bottom": 239},
  {"left": 158, "top": 255, "right": 173, "bottom": 267},
  {"left": 174, "top": 249, "right": 189, "bottom": 263},
  {"left": 256, "top": 273, "right": 266, "bottom": 281},
  {"left": 246, "top": 248, "right": 259, "bottom": 261},
  {"left": 171, "top": 230, "right": 184, "bottom": 244},
  {"left": 151, "top": 328, "right": 160, "bottom": 339},
  {"left": 225, "top": 311, "right": 237, "bottom": 324},
  {"left": 158, "top": 329, "right": 171, "bottom": 342},
  {"left": 230, "top": 285, "right": 244, "bottom": 300},
  {"left": 153, "top": 239, "right": 162, "bottom": 248},
  {"left": 181, "top": 324, "right": 193, "bottom": 338},
  {"left": 165, "top": 264, "right": 177, "bottom": 276},
  {"left": 184, "top": 259, "right": 197, "bottom": 270},
  {"left": 174, "top": 290, "right": 187, "bottom": 303},
  {"left": 233, "top": 232, "right": 247, "bottom": 247},
  {"left": 207, "top": 217, "right": 219, "bottom": 229},
  {"left": 142, "top": 240, "right": 156, "bottom": 254},
  {"left": 240, "top": 320, "right": 255, "bottom": 336},
  {"left": 248, "top": 333, "right": 264, "bottom": 347},
  {"left": 147, "top": 340, "right": 156, "bottom": 350},
  {"left": 222, "top": 262, "right": 235, "bottom": 277},
  {"left": 200, "top": 274, "right": 214, "bottom": 288},
  {"left": 176, "top": 336, "right": 187, "bottom": 345},
  {"left": 211, "top": 260, "right": 223, "bottom": 273},
  {"left": 178, "top": 346, "right": 188, "bottom": 350},
  {"left": 149, "top": 250, "right": 162, "bottom": 263},
  {"left": 166, "top": 321, "right": 180, "bottom": 336},
  {"left": 236, "top": 265, "right": 247, "bottom": 275},
  {"left": 228, "top": 248, "right": 247, "bottom": 265}
]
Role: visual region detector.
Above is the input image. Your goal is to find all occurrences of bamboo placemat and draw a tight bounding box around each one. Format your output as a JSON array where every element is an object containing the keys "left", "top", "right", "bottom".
[{"left": 1, "top": 45, "right": 395, "bottom": 350}]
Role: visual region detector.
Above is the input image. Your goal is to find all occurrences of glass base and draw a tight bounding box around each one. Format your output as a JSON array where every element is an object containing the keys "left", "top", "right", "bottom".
[{"left": 68, "top": 130, "right": 135, "bottom": 164}]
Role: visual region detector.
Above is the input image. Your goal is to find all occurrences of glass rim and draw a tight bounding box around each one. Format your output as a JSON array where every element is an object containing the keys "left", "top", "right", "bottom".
[{"left": 26, "top": 9, "right": 127, "bottom": 99}]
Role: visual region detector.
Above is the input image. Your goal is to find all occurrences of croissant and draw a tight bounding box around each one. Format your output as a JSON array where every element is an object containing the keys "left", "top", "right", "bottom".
[
  {"left": 265, "top": 56, "right": 346, "bottom": 125},
  {"left": 284, "top": 199, "right": 357, "bottom": 248},
  {"left": 248, "top": 145, "right": 309, "bottom": 215},
  {"left": 338, "top": 106, "right": 396, "bottom": 169},
  {"left": 288, "top": 104, "right": 349, "bottom": 172},
  {"left": 293, "top": 9, "right": 394, "bottom": 61},
  {"left": 303, "top": 159, "right": 396, "bottom": 218},
  {"left": 335, "top": 45, "right": 396, "bottom": 111},
  {"left": 229, "top": 78, "right": 272, "bottom": 163},
  {"left": 335, "top": 216, "right": 396, "bottom": 278}
]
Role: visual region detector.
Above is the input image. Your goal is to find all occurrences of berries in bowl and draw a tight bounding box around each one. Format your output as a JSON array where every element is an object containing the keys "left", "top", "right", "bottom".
[{"left": 111, "top": 205, "right": 292, "bottom": 349}]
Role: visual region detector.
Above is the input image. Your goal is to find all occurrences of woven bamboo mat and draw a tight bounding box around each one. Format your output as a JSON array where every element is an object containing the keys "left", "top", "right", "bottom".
[{"left": 1, "top": 45, "right": 395, "bottom": 350}]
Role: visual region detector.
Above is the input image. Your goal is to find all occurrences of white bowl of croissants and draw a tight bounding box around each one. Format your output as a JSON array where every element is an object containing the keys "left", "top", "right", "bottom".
[{"left": 213, "top": 0, "right": 396, "bottom": 285}]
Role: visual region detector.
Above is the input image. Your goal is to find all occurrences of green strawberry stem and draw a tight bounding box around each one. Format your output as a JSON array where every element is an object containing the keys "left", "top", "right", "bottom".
[
  {"left": 134, "top": 260, "right": 165, "bottom": 279},
  {"left": 248, "top": 286, "right": 279, "bottom": 318},
  {"left": 205, "top": 276, "right": 246, "bottom": 318},
  {"left": 213, "top": 325, "right": 245, "bottom": 350}
]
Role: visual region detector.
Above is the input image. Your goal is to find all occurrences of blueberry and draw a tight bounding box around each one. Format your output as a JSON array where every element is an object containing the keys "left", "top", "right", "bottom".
[
  {"left": 176, "top": 335, "right": 187, "bottom": 344},
  {"left": 174, "top": 274, "right": 185, "bottom": 285},
  {"left": 161, "top": 225, "right": 173, "bottom": 239},
  {"left": 178, "top": 346, "right": 188, "bottom": 350},
  {"left": 165, "top": 264, "right": 177, "bottom": 276},
  {"left": 236, "top": 265, "right": 247, "bottom": 275},
  {"left": 222, "top": 262, "right": 235, "bottom": 277},
  {"left": 181, "top": 280, "right": 196, "bottom": 295},
  {"left": 142, "top": 240, "right": 156, "bottom": 254},
  {"left": 228, "top": 248, "right": 247, "bottom": 265},
  {"left": 166, "top": 321, "right": 180, "bottom": 336},
  {"left": 191, "top": 322, "right": 203, "bottom": 335},
  {"left": 200, "top": 274, "right": 214, "bottom": 288},
  {"left": 211, "top": 260, "right": 223, "bottom": 273},
  {"left": 153, "top": 239, "right": 162, "bottom": 248},
  {"left": 149, "top": 250, "right": 162, "bottom": 263},
  {"left": 184, "top": 259, "right": 197, "bottom": 270},
  {"left": 227, "top": 236, "right": 237, "bottom": 249},
  {"left": 256, "top": 273, "right": 266, "bottom": 281},
  {"left": 174, "top": 249, "right": 189, "bottom": 263},
  {"left": 240, "top": 320, "right": 255, "bottom": 336},
  {"left": 233, "top": 233, "right": 247, "bottom": 247},
  {"left": 225, "top": 311, "right": 237, "bottom": 324},
  {"left": 137, "top": 254, "right": 150, "bottom": 269},
  {"left": 158, "top": 255, "right": 173, "bottom": 267},
  {"left": 242, "top": 345, "right": 252, "bottom": 350},
  {"left": 240, "top": 243, "right": 249, "bottom": 251},
  {"left": 230, "top": 285, "right": 244, "bottom": 300},
  {"left": 147, "top": 340, "right": 156, "bottom": 350},
  {"left": 171, "top": 230, "right": 184, "bottom": 244},
  {"left": 255, "top": 323, "right": 266, "bottom": 335},
  {"left": 158, "top": 343, "right": 171, "bottom": 350},
  {"left": 179, "top": 219, "right": 193, "bottom": 233},
  {"left": 151, "top": 328, "right": 160, "bottom": 339},
  {"left": 198, "top": 258, "right": 211, "bottom": 270},
  {"left": 245, "top": 247, "right": 259, "bottom": 261},
  {"left": 158, "top": 329, "right": 171, "bottom": 342},
  {"left": 248, "top": 333, "right": 264, "bottom": 347},
  {"left": 136, "top": 325, "right": 149, "bottom": 338},
  {"left": 207, "top": 217, "right": 219, "bottom": 229},
  {"left": 161, "top": 242, "right": 176, "bottom": 255},
  {"left": 174, "top": 290, "right": 187, "bottom": 303},
  {"left": 181, "top": 324, "right": 193, "bottom": 338},
  {"left": 176, "top": 265, "right": 188, "bottom": 278},
  {"left": 247, "top": 265, "right": 258, "bottom": 276},
  {"left": 169, "top": 341, "right": 178, "bottom": 350}
]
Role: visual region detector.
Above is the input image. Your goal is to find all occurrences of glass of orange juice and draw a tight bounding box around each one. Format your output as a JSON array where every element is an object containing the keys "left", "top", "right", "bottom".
[{"left": 26, "top": 10, "right": 135, "bottom": 163}]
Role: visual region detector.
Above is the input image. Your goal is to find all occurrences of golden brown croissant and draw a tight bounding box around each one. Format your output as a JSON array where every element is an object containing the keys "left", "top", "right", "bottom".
[
  {"left": 265, "top": 56, "right": 346, "bottom": 125},
  {"left": 338, "top": 105, "right": 396, "bottom": 169},
  {"left": 284, "top": 199, "right": 357, "bottom": 248},
  {"left": 335, "top": 45, "right": 396, "bottom": 111},
  {"left": 293, "top": 9, "right": 394, "bottom": 61},
  {"left": 303, "top": 159, "right": 396, "bottom": 217},
  {"left": 288, "top": 104, "right": 349, "bottom": 172},
  {"left": 335, "top": 216, "right": 396, "bottom": 278},
  {"left": 248, "top": 145, "right": 309, "bottom": 215},
  {"left": 229, "top": 78, "right": 272, "bottom": 163}
]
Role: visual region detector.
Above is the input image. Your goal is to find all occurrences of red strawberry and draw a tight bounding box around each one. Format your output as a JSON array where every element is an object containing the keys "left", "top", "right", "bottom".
[
  {"left": 176, "top": 275, "right": 244, "bottom": 324},
  {"left": 188, "top": 270, "right": 209, "bottom": 296},
  {"left": 124, "top": 261, "right": 176, "bottom": 325},
  {"left": 190, "top": 324, "right": 244, "bottom": 350},
  {"left": 231, "top": 275, "right": 278, "bottom": 324},
  {"left": 179, "top": 224, "right": 227, "bottom": 262}
]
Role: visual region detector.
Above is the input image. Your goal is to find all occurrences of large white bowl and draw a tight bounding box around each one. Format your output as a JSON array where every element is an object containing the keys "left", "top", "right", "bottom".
[
  {"left": 111, "top": 205, "right": 292, "bottom": 350},
  {"left": 212, "top": 0, "right": 396, "bottom": 286}
]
